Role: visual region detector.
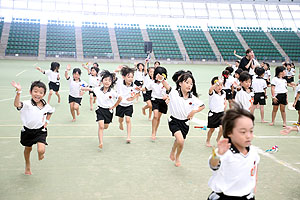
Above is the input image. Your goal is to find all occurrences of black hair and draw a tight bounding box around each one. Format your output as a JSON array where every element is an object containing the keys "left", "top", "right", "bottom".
[
  {"left": 222, "top": 102, "right": 255, "bottom": 138},
  {"left": 225, "top": 66, "right": 234, "bottom": 74},
  {"left": 211, "top": 76, "right": 219, "bottom": 85},
  {"left": 147, "top": 67, "right": 155, "bottom": 80},
  {"left": 93, "top": 62, "right": 99, "bottom": 67},
  {"left": 154, "top": 66, "right": 167, "bottom": 83},
  {"left": 222, "top": 70, "right": 230, "bottom": 85},
  {"left": 154, "top": 61, "right": 160, "bottom": 66},
  {"left": 235, "top": 60, "right": 240, "bottom": 64},
  {"left": 235, "top": 68, "right": 243, "bottom": 76},
  {"left": 136, "top": 63, "right": 145, "bottom": 72},
  {"left": 120, "top": 66, "right": 135, "bottom": 77},
  {"left": 176, "top": 72, "right": 198, "bottom": 97},
  {"left": 239, "top": 71, "right": 252, "bottom": 82},
  {"left": 73, "top": 68, "right": 81, "bottom": 75},
  {"left": 265, "top": 62, "right": 270, "bottom": 70},
  {"left": 255, "top": 67, "right": 265, "bottom": 77},
  {"left": 100, "top": 70, "right": 117, "bottom": 88},
  {"left": 91, "top": 66, "right": 99, "bottom": 74},
  {"left": 30, "top": 80, "right": 47, "bottom": 94},
  {"left": 172, "top": 70, "right": 192, "bottom": 83},
  {"left": 50, "top": 62, "right": 60, "bottom": 72},
  {"left": 246, "top": 48, "right": 253, "bottom": 55},
  {"left": 275, "top": 66, "right": 285, "bottom": 77}
]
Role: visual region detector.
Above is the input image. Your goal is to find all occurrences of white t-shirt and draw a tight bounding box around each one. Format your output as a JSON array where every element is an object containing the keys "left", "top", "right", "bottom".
[
  {"left": 263, "top": 70, "right": 271, "bottom": 80},
  {"left": 93, "top": 87, "right": 118, "bottom": 108},
  {"left": 209, "top": 90, "right": 226, "bottom": 113},
  {"left": 89, "top": 75, "right": 101, "bottom": 88},
  {"left": 68, "top": 78, "right": 87, "bottom": 98},
  {"left": 294, "top": 85, "right": 300, "bottom": 101},
  {"left": 18, "top": 99, "right": 55, "bottom": 129},
  {"left": 116, "top": 78, "right": 139, "bottom": 107},
  {"left": 223, "top": 76, "right": 234, "bottom": 90},
  {"left": 286, "top": 69, "right": 294, "bottom": 77},
  {"left": 271, "top": 77, "right": 288, "bottom": 94},
  {"left": 235, "top": 88, "right": 254, "bottom": 111},
  {"left": 44, "top": 70, "right": 59, "bottom": 83},
  {"left": 252, "top": 77, "right": 267, "bottom": 93},
  {"left": 168, "top": 88, "right": 204, "bottom": 120},
  {"left": 208, "top": 145, "right": 260, "bottom": 197},
  {"left": 135, "top": 70, "right": 144, "bottom": 82},
  {"left": 147, "top": 81, "right": 166, "bottom": 99}
]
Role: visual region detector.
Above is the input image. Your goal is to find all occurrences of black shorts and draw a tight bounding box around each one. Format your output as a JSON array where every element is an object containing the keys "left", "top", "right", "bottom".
[
  {"left": 20, "top": 126, "right": 48, "bottom": 147},
  {"left": 134, "top": 80, "right": 143, "bottom": 87},
  {"left": 223, "top": 89, "right": 233, "bottom": 100},
  {"left": 285, "top": 76, "right": 294, "bottom": 83},
  {"left": 295, "top": 101, "right": 300, "bottom": 110},
  {"left": 272, "top": 93, "right": 287, "bottom": 106},
  {"left": 49, "top": 81, "right": 60, "bottom": 92},
  {"left": 68, "top": 95, "right": 82, "bottom": 105},
  {"left": 143, "top": 90, "right": 152, "bottom": 102},
  {"left": 151, "top": 98, "right": 168, "bottom": 114},
  {"left": 253, "top": 92, "right": 266, "bottom": 105},
  {"left": 207, "top": 111, "right": 224, "bottom": 128},
  {"left": 89, "top": 86, "right": 96, "bottom": 97},
  {"left": 116, "top": 105, "right": 133, "bottom": 118},
  {"left": 168, "top": 116, "right": 189, "bottom": 139},
  {"left": 208, "top": 192, "right": 255, "bottom": 200},
  {"left": 96, "top": 107, "right": 113, "bottom": 124},
  {"left": 264, "top": 79, "right": 270, "bottom": 86}
]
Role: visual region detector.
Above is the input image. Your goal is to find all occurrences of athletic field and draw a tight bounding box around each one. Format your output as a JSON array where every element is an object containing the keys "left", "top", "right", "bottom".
[{"left": 0, "top": 59, "right": 299, "bottom": 200}]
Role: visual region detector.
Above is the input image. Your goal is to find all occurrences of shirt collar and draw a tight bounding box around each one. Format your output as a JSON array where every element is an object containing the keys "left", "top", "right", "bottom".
[
  {"left": 256, "top": 76, "right": 263, "bottom": 79},
  {"left": 177, "top": 89, "right": 192, "bottom": 98},
  {"left": 31, "top": 99, "right": 46, "bottom": 108},
  {"left": 228, "top": 138, "right": 250, "bottom": 154},
  {"left": 100, "top": 86, "right": 111, "bottom": 93},
  {"left": 214, "top": 89, "right": 224, "bottom": 95},
  {"left": 123, "top": 80, "right": 133, "bottom": 87}
]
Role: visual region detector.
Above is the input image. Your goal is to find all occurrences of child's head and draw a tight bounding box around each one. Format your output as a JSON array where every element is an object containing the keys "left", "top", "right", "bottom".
[
  {"left": 235, "top": 60, "right": 240, "bottom": 67},
  {"left": 211, "top": 76, "right": 223, "bottom": 92},
  {"left": 255, "top": 67, "right": 265, "bottom": 77},
  {"left": 286, "top": 63, "right": 292, "bottom": 70},
  {"left": 121, "top": 66, "right": 135, "bottom": 85},
  {"left": 100, "top": 70, "right": 117, "bottom": 89},
  {"left": 176, "top": 72, "right": 198, "bottom": 97},
  {"left": 172, "top": 70, "right": 192, "bottom": 83},
  {"left": 136, "top": 63, "right": 145, "bottom": 72},
  {"left": 72, "top": 68, "right": 81, "bottom": 80},
  {"left": 50, "top": 62, "right": 60, "bottom": 72},
  {"left": 222, "top": 70, "right": 230, "bottom": 84},
  {"left": 154, "top": 66, "right": 167, "bottom": 82},
  {"left": 93, "top": 62, "right": 99, "bottom": 68},
  {"left": 154, "top": 61, "right": 160, "bottom": 68},
  {"left": 234, "top": 68, "right": 243, "bottom": 79},
  {"left": 222, "top": 103, "right": 255, "bottom": 148},
  {"left": 225, "top": 67, "right": 233, "bottom": 75},
  {"left": 90, "top": 67, "right": 99, "bottom": 76},
  {"left": 275, "top": 66, "right": 286, "bottom": 78},
  {"left": 239, "top": 71, "right": 252, "bottom": 89},
  {"left": 263, "top": 62, "right": 270, "bottom": 70},
  {"left": 148, "top": 67, "right": 155, "bottom": 79},
  {"left": 30, "top": 81, "right": 47, "bottom": 102}
]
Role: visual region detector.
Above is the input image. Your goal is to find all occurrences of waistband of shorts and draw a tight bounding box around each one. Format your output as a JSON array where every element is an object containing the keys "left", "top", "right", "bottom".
[
  {"left": 209, "top": 110, "right": 224, "bottom": 114},
  {"left": 97, "top": 106, "right": 110, "bottom": 110},
  {"left": 216, "top": 192, "right": 254, "bottom": 199},
  {"left": 170, "top": 116, "right": 189, "bottom": 122},
  {"left": 24, "top": 126, "right": 44, "bottom": 131},
  {"left": 254, "top": 92, "right": 265, "bottom": 94}
]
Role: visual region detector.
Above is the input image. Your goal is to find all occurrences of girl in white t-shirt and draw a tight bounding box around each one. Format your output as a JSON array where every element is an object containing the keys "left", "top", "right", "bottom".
[
  {"left": 222, "top": 70, "right": 234, "bottom": 109},
  {"left": 36, "top": 62, "right": 61, "bottom": 104},
  {"left": 208, "top": 103, "right": 259, "bottom": 200}
]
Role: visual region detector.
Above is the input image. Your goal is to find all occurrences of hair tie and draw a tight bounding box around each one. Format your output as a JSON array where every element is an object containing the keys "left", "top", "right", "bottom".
[
  {"left": 162, "top": 73, "right": 166, "bottom": 79},
  {"left": 214, "top": 79, "right": 218, "bottom": 84}
]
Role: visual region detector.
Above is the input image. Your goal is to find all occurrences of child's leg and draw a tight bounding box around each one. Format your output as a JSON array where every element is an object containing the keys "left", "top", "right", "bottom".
[
  {"left": 98, "top": 120, "right": 105, "bottom": 148},
  {"left": 279, "top": 104, "right": 287, "bottom": 126},
  {"left": 24, "top": 146, "right": 32, "bottom": 175},
  {"left": 270, "top": 105, "right": 279, "bottom": 125},
  {"left": 151, "top": 110, "right": 162, "bottom": 140},
  {"left": 147, "top": 101, "right": 152, "bottom": 120},
  {"left": 37, "top": 142, "right": 45, "bottom": 161},
  {"left": 298, "top": 110, "right": 300, "bottom": 123},
  {"left": 206, "top": 128, "right": 215, "bottom": 147},
  {"left": 89, "top": 93, "right": 94, "bottom": 110},
  {"left": 250, "top": 104, "right": 256, "bottom": 114},
  {"left": 125, "top": 116, "right": 131, "bottom": 142},
  {"left": 216, "top": 125, "right": 223, "bottom": 142},
  {"left": 55, "top": 91, "right": 61, "bottom": 103},
  {"left": 260, "top": 105, "right": 266, "bottom": 122},
  {"left": 93, "top": 96, "right": 96, "bottom": 104},
  {"left": 118, "top": 117, "right": 124, "bottom": 130},
  {"left": 74, "top": 103, "right": 80, "bottom": 116},
  {"left": 70, "top": 102, "right": 76, "bottom": 122},
  {"left": 47, "top": 89, "right": 53, "bottom": 103},
  {"left": 228, "top": 99, "right": 233, "bottom": 109},
  {"left": 173, "top": 131, "right": 185, "bottom": 167}
]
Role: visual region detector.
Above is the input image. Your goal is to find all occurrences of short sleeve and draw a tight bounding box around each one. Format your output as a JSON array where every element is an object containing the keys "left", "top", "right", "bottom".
[
  {"left": 192, "top": 96, "right": 204, "bottom": 109},
  {"left": 44, "top": 70, "right": 51, "bottom": 76},
  {"left": 46, "top": 104, "right": 55, "bottom": 114},
  {"left": 271, "top": 78, "right": 277, "bottom": 86},
  {"left": 93, "top": 87, "right": 101, "bottom": 97}
]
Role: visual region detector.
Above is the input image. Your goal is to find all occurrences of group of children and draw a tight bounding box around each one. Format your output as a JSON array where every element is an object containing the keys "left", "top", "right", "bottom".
[{"left": 12, "top": 53, "right": 298, "bottom": 199}]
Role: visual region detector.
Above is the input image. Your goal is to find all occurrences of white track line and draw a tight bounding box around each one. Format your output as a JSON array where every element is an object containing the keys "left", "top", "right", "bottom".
[
  {"left": 256, "top": 146, "right": 300, "bottom": 174},
  {"left": 15, "top": 70, "right": 27, "bottom": 77}
]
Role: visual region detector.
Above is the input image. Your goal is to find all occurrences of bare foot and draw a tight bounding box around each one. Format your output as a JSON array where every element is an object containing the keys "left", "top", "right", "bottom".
[
  {"left": 99, "top": 143, "right": 103, "bottom": 149},
  {"left": 25, "top": 168, "right": 32, "bottom": 175},
  {"left": 76, "top": 110, "right": 80, "bottom": 116},
  {"left": 206, "top": 142, "right": 212, "bottom": 147},
  {"left": 261, "top": 120, "right": 268, "bottom": 123},
  {"left": 175, "top": 159, "right": 181, "bottom": 167},
  {"left": 269, "top": 122, "right": 274, "bottom": 126},
  {"left": 72, "top": 119, "right": 76, "bottom": 122},
  {"left": 280, "top": 126, "right": 293, "bottom": 135},
  {"left": 90, "top": 107, "right": 93, "bottom": 111},
  {"left": 142, "top": 107, "right": 146, "bottom": 115},
  {"left": 283, "top": 123, "right": 287, "bottom": 128},
  {"left": 151, "top": 134, "right": 156, "bottom": 141},
  {"left": 119, "top": 123, "right": 124, "bottom": 130},
  {"left": 148, "top": 118, "right": 152, "bottom": 121},
  {"left": 169, "top": 152, "right": 175, "bottom": 161},
  {"left": 126, "top": 138, "right": 131, "bottom": 144}
]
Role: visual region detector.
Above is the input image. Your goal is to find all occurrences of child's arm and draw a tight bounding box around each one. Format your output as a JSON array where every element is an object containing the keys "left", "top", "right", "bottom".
[
  {"left": 110, "top": 96, "right": 122, "bottom": 110},
  {"left": 293, "top": 92, "right": 300, "bottom": 107},
  {"left": 36, "top": 66, "right": 45, "bottom": 74},
  {"left": 224, "top": 98, "right": 227, "bottom": 111},
  {"left": 264, "top": 88, "right": 267, "bottom": 99},
  {"left": 187, "top": 105, "right": 205, "bottom": 120},
  {"left": 81, "top": 64, "right": 90, "bottom": 74},
  {"left": 80, "top": 87, "right": 92, "bottom": 92},
  {"left": 65, "top": 64, "right": 71, "bottom": 79},
  {"left": 157, "top": 74, "right": 171, "bottom": 91},
  {"left": 44, "top": 113, "right": 52, "bottom": 128},
  {"left": 11, "top": 81, "right": 22, "bottom": 108},
  {"left": 114, "top": 65, "right": 124, "bottom": 73},
  {"left": 126, "top": 93, "right": 140, "bottom": 102},
  {"left": 209, "top": 82, "right": 218, "bottom": 95},
  {"left": 271, "top": 85, "right": 278, "bottom": 103},
  {"left": 209, "top": 138, "right": 231, "bottom": 168}
]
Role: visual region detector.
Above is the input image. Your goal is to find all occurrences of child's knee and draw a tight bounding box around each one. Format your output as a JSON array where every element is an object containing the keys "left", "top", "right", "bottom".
[
  {"left": 125, "top": 117, "right": 131, "bottom": 123},
  {"left": 177, "top": 139, "right": 184, "bottom": 147},
  {"left": 49, "top": 90, "right": 53, "bottom": 95}
]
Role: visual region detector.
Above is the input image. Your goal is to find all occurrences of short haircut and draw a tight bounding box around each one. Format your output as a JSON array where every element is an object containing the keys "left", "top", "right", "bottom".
[
  {"left": 235, "top": 60, "right": 240, "bottom": 64},
  {"left": 154, "top": 66, "right": 167, "bottom": 82},
  {"left": 73, "top": 68, "right": 81, "bottom": 75},
  {"left": 154, "top": 61, "right": 160, "bottom": 66},
  {"left": 222, "top": 102, "right": 255, "bottom": 138},
  {"left": 225, "top": 66, "right": 234, "bottom": 74},
  {"left": 235, "top": 68, "right": 243, "bottom": 75},
  {"left": 211, "top": 76, "right": 219, "bottom": 85},
  {"left": 50, "top": 62, "right": 60, "bottom": 71},
  {"left": 93, "top": 62, "right": 99, "bottom": 67},
  {"left": 120, "top": 66, "right": 135, "bottom": 77},
  {"left": 265, "top": 62, "right": 270, "bottom": 70},
  {"left": 91, "top": 66, "right": 99, "bottom": 74},
  {"left": 275, "top": 66, "right": 285, "bottom": 77},
  {"left": 246, "top": 48, "right": 253, "bottom": 55},
  {"left": 255, "top": 67, "right": 265, "bottom": 77},
  {"left": 239, "top": 71, "right": 252, "bottom": 82},
  {"left": 30, "top": 80, "right": 47, "bottom": 94}
]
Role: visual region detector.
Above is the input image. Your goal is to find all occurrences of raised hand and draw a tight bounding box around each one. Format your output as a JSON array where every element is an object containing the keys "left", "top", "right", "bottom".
[
  {"left": 217, "top": 138, "right": 231, "bottom": 155},
  {"left": 156, "top": 73, "right": 164, "bottom": 81},
  {"left": 66, "top": 64, "right": 71, "bottom": 71},
  {"left": 36, "top": 66, "right": 41, "bottom": 71},
  {"left": 11, "top": 81, "right": 22, "bottom": 91}
]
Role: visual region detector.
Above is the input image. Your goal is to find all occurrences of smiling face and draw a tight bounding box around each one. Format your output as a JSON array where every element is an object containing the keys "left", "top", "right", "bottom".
[
  {"left": 123, "top": 72, "right": 134, "bottom": 85},
  {"left": 73, "top": 72, "right": 81, "bottom": 81},
  {"left": 179, "top": 77, "right": 193, "bottom": 94},
  {"left": 102, "top": 76, "right": 112, "bottom": 88},
  {"left": 90, "top": 68, "right": 97, "bottom": 76},
  {"left": 228, "top": 116, "right": 254, "bottom": 151},
  {"left": 30, "top": 86, "right": 46, "bottom": 103}
]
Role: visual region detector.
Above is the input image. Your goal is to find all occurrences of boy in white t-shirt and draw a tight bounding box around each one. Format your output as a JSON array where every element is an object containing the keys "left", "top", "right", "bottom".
[{"left": 235, "top": 72, "right": 254, "bottom": 112}]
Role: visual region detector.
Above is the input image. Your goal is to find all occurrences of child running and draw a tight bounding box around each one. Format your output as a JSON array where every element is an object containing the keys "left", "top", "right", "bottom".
[
  {"left": 235, "top": 71, "right": 253, "bottom": 112},
  {"left": 11, "top": 80, "right": 55, "bottom": 175},
  {"left": 207, "top": 103, "right": 259, "bottom": 200},
  {"left": 134, "top": 62, "right": 146, "bottom": 103},
  {"left": 158, "top": 72, "right": 205, "bottom": 167},
  {"left": 222, "top": 70, "right": 234, "bottom": 109},
  {"left": 292, "top": 83, "right": 300, "bottom": 126},
  {"left": 142, "top": 65, "right": 155, "bottom": 120},
  {"left": 36, "top": 62, "right": 61, "bottom": 103},
  {"left": 65, "top": 64, "right": 87, "bottom": 122},
  {"left": 206, "top": 77, "right": 226, "bottom": 147},
  {"left": 81, "top": 70, "right": 122, "bottom": 149}
]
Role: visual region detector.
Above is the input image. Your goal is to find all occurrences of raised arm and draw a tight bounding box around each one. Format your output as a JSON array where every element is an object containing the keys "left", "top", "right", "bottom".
[
  {"left": 157, "top": 74, "right": 171, "bottom": 91},
  {"left": 65, "top": 64, "right": 71, "bottom": 79},
  {"left": 11, "top": 81, "right": 22, "bottom": 108},
  {"left": 36, "top": 66, "right": 45, "bottom": 74},
  {"left": 209, "top": 138, "right": 231, "bottom": 168},
  {"left": 82, "top": 63, "right": 90, "bottom": 74}
]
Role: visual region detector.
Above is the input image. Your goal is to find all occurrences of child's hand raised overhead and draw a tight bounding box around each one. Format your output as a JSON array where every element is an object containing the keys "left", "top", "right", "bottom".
[
  {"left": 11, "top": 81, "right": 22, "bottom": 91},
  {"left": 217, "top": 138, "right": 231, "bottom": 155},
  {"left": 66, "top": 64, "right": 71, "bottom": 71}
]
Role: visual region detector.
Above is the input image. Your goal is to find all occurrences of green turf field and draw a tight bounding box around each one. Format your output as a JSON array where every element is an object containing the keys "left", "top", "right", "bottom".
[{"left": 0, "top": 59, "right": 300, "bottom": 200}]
